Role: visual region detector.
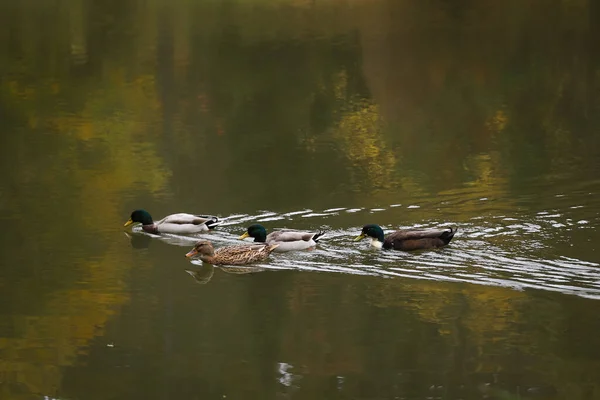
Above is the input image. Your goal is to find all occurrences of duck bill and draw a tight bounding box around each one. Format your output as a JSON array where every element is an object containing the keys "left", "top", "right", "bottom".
[
  {"left": 238, "top": 232, "right": 250, "bottom": 240},
  {"left": 185, "top": 248, "right": 199, "bottom": 258},
  {"left": 124, "top": 219, "right": 134, "bottom": 227},
  {"left": 354, "top": 233, "right": 366, "bottom": 241}
]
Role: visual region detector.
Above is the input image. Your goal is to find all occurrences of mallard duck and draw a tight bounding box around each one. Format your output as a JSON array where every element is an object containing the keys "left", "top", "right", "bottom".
[
  {"left": 124, "top": 209, "right": 220, "bottom": 234},
  {"left": 238, "top": 224, "right": 324, "bottom": 252},
  {"left": 185, "top": 240, "right": 279, "bottom": 266},
  {"left": 354, "top": 224, "right": 457, "bottom": 250}
]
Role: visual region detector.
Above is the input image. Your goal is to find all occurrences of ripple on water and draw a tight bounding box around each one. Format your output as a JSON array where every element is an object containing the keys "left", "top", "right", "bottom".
[
  {"left": 257, "top": 216, "right": 286, "bottom": 222},
  {"left": 160, "top": 206, "right": 600, "bottom": 300},
  {"left": 302, "top": 212, "right": 333, "bottom": 218},
  {"left": 322, "top": 207, "right": 346, "bottom": 212},
  {"left": 281, "top": 209, "right": 313, "bottom": 217}
]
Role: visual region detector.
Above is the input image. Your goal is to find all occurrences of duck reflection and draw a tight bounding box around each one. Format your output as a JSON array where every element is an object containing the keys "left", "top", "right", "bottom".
[
  {"left": 124, "top": 232, "right": 152, "bottom": 249},
  {"left": 184, "top": 265, "right": 215, "bottom": 284},
  {"left": 125, "top": 230, "right": 201, "bottom": 250},
  {"left": 184, "top": 264, "right": 265, "bottom": 285}
]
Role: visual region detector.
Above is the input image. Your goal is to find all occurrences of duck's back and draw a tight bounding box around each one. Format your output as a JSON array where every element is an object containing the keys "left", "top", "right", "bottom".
[
  {"left": 266, "top": 230, "right": 322, "bottom": 252},
  {"left": 156, "top": 213, "right": 219, "bottom": 233},
  {"left": 383, "top": 228, "right": 456, "bottom": 251},
  {"left": 214, "top": 244, "right": 277, "bottom": 265}
]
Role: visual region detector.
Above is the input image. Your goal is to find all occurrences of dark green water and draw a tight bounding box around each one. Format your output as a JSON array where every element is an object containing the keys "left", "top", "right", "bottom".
[{"left": 1, "top": 1, "right": 600, "bottom": 399}]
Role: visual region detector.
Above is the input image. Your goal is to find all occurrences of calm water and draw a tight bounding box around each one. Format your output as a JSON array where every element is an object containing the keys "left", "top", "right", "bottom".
[{"left": 1, "top": 0, "right": 600, "bottom": 399}]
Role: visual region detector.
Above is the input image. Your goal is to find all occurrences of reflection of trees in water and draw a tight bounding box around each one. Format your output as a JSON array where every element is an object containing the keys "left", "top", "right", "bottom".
[
  {"left": 331, "top": 101, "right": 398, "bottom": 191},
  {"left": 0, "top": 241, "right": 131, "bottom": 397},
  {"left": 1, "top": 0, "right": 600, "bottom": 398},
  {"left": 0, "top": 3, "right": 169, "bottom": 396},
  {"left": 57, "top": 267, "right": 600, "bottom": 400},
  {"left": 357, "top": 0, "right": 600, "bottom": 190}
]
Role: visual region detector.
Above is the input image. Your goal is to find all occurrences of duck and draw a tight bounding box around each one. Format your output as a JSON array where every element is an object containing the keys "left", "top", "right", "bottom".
[
  {"left": 238, "top": 224, "right": 324, "bottom": 252},
  {"left": 123, "top": 209, "right": 220, "bottom": 235},
  {"left": 354, "top": 224, "right": 457, "bottom": 251},
  {"left": 185, "top": 240, "right": 279, "bottom": 266}
]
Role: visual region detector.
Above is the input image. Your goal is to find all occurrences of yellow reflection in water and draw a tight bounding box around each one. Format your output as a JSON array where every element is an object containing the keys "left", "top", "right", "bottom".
[
  {"left": 333, "top": 102, "right": 397, "bottom": 190},
  {"left": 0, "top": 243, "right": 131, "bottom": 397},
  {"left": 1, "top": 40, "right": 169, "bottom": 399}
]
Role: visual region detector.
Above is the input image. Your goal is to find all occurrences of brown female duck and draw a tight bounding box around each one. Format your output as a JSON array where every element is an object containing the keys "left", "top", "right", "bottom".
[{"left": 185, "top": 240, "right": 279, "bottom": 265}]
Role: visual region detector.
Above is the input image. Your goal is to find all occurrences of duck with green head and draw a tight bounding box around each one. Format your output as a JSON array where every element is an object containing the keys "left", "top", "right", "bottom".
[
  {"left": 355, "top": 224, "right": 457, "bottom": 251},
  {"left": 124, "top": 209, "right": 220, "bottom": 235},
  {"left": 239, "top": 224, "right": 325, "bottom": 252}
]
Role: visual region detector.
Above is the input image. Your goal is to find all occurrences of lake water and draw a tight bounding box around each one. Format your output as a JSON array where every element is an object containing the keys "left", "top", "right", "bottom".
[{"left": 1, "top": 1, "right": 600, "bottom": 399}]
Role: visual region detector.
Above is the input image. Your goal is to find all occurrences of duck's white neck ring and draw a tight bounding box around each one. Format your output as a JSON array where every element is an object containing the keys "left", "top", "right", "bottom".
[{"left": 370, "top": 237, "right": 383, "bottom": 248}]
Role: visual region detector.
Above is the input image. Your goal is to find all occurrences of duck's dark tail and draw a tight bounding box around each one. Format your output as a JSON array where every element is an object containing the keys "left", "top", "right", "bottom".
[
  {"left": 313, "top": 231, "right": 326, "bottom": 242},
  {"left": 440, "top": 227, "right": 457, "bottom": 244},
  {"left": 204, "top": 217, "right": 221, "bottom": 230}
]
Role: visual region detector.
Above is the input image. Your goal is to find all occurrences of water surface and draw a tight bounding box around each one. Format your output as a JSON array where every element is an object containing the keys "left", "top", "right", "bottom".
[{"left": 1, "top": 0, "right": 600, "bottom": 399}]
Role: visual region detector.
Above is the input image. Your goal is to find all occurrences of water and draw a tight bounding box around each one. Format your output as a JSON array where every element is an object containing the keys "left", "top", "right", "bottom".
[{"left": 1, "top": 0, "right": 600, "bottom": 399}]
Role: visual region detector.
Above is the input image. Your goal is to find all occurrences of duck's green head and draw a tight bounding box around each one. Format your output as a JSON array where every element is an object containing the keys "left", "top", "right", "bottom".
[
  {"left": 124, "top": 209, "right": 154, "bottom": 227},
  {"left": 239, "top": 224, "right": 267, "bottom": 242},
  {"left": 354, "top": 224, "right": 385, "bottom": 242}
]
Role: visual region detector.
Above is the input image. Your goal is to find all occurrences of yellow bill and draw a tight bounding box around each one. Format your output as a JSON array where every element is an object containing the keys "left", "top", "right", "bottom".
[
  {"left": 238, "top": 232, "right": 250, "bottom": 240},
  {"left": 124, "top": 219, "right": 134, "bottom": 227},
  {"left": 354, "top": 234, "right": 366, "bottom": 241}
]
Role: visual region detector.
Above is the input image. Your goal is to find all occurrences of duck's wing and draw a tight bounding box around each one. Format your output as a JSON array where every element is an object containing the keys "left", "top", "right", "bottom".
[
  {"left": 158, "top": 213, "right": 219, "bottom": 226},
  {"left": 268, "top": 230, "right": 324, "bottom": 242},
  {"left": 216, "top": 243, "right": 270, "bottom": 256},
  {"left": 384, "top": 227, "right": 457, "bottom": 250},
  {"left": 215, "top": 243, "right": 276, "bottom": 265},
  {"left": 388, "top": 227, "right": 454, "bottom": 240}
]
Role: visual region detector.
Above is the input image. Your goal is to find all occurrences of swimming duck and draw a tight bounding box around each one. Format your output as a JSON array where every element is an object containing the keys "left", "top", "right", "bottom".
[
  {"left": 185, "top": 240, "right": 279, "bottom": 266},
  {"left": 355, "top": 224, "right": 457, "bottom": 250},
  {"left": 238, "top": 224, "right": 324, "bottom": 252},
  {"left": 124, "top": 209, "right": 220, "bottom": 234}
]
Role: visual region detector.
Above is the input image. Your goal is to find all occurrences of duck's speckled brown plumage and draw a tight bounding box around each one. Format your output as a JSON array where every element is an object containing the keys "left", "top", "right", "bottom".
[{"left": 185, "top": 240, "right": 279, "bottom": 266}]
